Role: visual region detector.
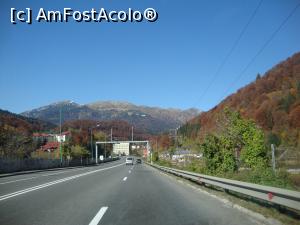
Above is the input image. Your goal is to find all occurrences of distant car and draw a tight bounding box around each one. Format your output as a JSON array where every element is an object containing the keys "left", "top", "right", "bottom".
[
  {"left": 136, "top": 158, "right": 142, "bottom": 164},
  {"left": 126, "top": 157, "right": 134, "bottom": 165}
]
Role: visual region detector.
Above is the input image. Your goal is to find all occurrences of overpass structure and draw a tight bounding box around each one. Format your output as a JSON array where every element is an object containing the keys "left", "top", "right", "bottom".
[{"left": 95, "top": 140, "right": 150, "bottom": 163}]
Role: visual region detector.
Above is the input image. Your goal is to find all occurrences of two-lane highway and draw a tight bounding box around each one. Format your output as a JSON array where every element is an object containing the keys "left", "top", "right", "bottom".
[{"left": 0, "top": 158, "right": 261, "bottom": 225}]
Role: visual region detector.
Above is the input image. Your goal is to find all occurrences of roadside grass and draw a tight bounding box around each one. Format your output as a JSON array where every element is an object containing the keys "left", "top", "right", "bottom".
[
  {"left": 289, "top": 174, "right": 300, "bottom": 190},
  {"left": 156, "top": 159, "right": 299, "bottom": 191},
  {"left": 221, "top": 169, "right": 299, "bottom": 191}
]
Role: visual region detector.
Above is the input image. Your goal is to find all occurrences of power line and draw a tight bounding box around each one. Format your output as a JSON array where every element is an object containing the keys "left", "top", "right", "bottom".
[
  {"left": 193, "top": 0, "right": 264, "bottom": 107},
  {"left": 218, "top": 1, "right": 300, "bottom": 103}
]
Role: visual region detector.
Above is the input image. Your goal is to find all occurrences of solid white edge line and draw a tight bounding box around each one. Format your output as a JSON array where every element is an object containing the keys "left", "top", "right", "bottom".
[
  {"left": 123, "top": 177, "right": 127, "bottom": 181},
  {"left": 88, "top": 207, "right": 108, "bottom": 225},
  {"left": 0, "top": 163, "right": 124, "bottom": 201}
]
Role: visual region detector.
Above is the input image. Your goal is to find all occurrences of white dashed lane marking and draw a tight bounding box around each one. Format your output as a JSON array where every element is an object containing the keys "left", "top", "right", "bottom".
[{"left": 88, "top": 207, "right": 108, "bottom": 225}]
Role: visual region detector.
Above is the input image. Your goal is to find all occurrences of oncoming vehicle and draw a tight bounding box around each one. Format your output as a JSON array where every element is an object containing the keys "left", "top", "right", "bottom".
[
  {"left": 136, "top": 158, "right": 142, "bottom": 164},
  {"left": 125, "top": 157, "right": 134, "bottom": 165}
]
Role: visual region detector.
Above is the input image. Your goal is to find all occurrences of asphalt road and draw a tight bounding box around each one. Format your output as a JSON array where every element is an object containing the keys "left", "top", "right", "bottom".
[{"left": 0, "top": 158, "right": 261, "bottom": 225}]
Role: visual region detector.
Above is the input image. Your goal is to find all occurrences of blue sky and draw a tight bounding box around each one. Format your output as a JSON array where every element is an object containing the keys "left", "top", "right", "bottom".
[{"left": 0, "top": 0, "right": 300, "bottom": 113}]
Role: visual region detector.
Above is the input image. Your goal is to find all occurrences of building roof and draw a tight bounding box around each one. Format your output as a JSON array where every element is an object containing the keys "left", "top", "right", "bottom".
[
  {"left": 33, "top": 131, "right": 71, "bottom": 137},
  {"left": 61, "top": 131, "right": 71, "bottom": 135},
  {"left": 33, "top": 133, "right": 53, "bottom": 137},
  {"left": 174, "top": 150, "right": 191, "bottom": 155},
  {"left": 41, "top": 142, "right": 59, "bottom": 151}
]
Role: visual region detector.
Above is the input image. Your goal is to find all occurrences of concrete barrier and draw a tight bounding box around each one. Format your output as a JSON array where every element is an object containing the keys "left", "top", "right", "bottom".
[{"left": 0, "top": 157, "right": 120, "bottom": 174}]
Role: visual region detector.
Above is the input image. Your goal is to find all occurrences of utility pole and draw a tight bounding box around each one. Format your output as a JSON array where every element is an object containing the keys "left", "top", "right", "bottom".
[
  {"left": 95, "top": 144, "right": 98, "bottom": 164},
  {"left": 59, "top": 107, "right": 63, "bottom": 165},
  {"left": 90, "top": 124, "right": 100, "bottom": 162},
  {"left": 147, "top": 141, "right": 152, "bottom": 164},
  {"left": 110, "top": 128, "right": 113, "bottom": 141},
  {"left": 104, "top": 135, "right": 107, "bottom": 159},
  {"left": 90, "top": 128, "right": 93, "bottom": 161},
  {"left": 271, "top": 144, "right": 276, "bottom": 172},
  {"left": 131, "top": 126, "right": 134, "bottom": 141},
  {"left": 175, "top": 128, "right": 178, "bottom": 150}
]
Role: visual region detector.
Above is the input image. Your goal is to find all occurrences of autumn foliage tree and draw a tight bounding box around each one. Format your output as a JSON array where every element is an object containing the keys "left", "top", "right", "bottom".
[{"left": 202, "top": 109, "right": 267, "bottom": 174}]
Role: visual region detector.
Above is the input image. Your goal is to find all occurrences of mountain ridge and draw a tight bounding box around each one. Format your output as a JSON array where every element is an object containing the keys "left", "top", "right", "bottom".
[{"left": 21, "top": 101, "right": 200, "bottom": 134}]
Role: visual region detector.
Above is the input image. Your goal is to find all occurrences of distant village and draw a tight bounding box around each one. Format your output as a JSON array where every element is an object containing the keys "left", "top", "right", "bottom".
[
  {"left": 31, "top": 131, "right": 71, "bottom": 158},
  {"left": 31, "top": 131, "right": 149, "bottom": 159}
]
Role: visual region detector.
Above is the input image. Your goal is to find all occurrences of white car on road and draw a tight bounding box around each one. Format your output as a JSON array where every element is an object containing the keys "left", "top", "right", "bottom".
[{"left": 125, "top": 157, "right": 134, "bottom": 165}]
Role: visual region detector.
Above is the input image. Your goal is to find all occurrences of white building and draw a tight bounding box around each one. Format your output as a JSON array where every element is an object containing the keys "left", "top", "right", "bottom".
[
  {"left": 113, "top": 142, "right": 130, "bottom": 155},
  {"left": 54, "top": 131, "right": 71, "bottom": 143}
]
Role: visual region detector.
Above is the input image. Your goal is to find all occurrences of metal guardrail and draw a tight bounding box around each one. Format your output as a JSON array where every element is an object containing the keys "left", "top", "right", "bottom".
[{"left": 148, "top": 163, "right": 300, "bottom": 211}]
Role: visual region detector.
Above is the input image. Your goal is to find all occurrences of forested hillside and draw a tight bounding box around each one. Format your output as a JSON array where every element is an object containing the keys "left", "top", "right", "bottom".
[
  {"left": 181, "top": 52, "right": 300, "bottom": 148},
  {"left": 0, "top": 109, "right": 55, "bottom": 157},
  {"left": 0, "top": 109, "right": 55, "bottom": 134}
]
